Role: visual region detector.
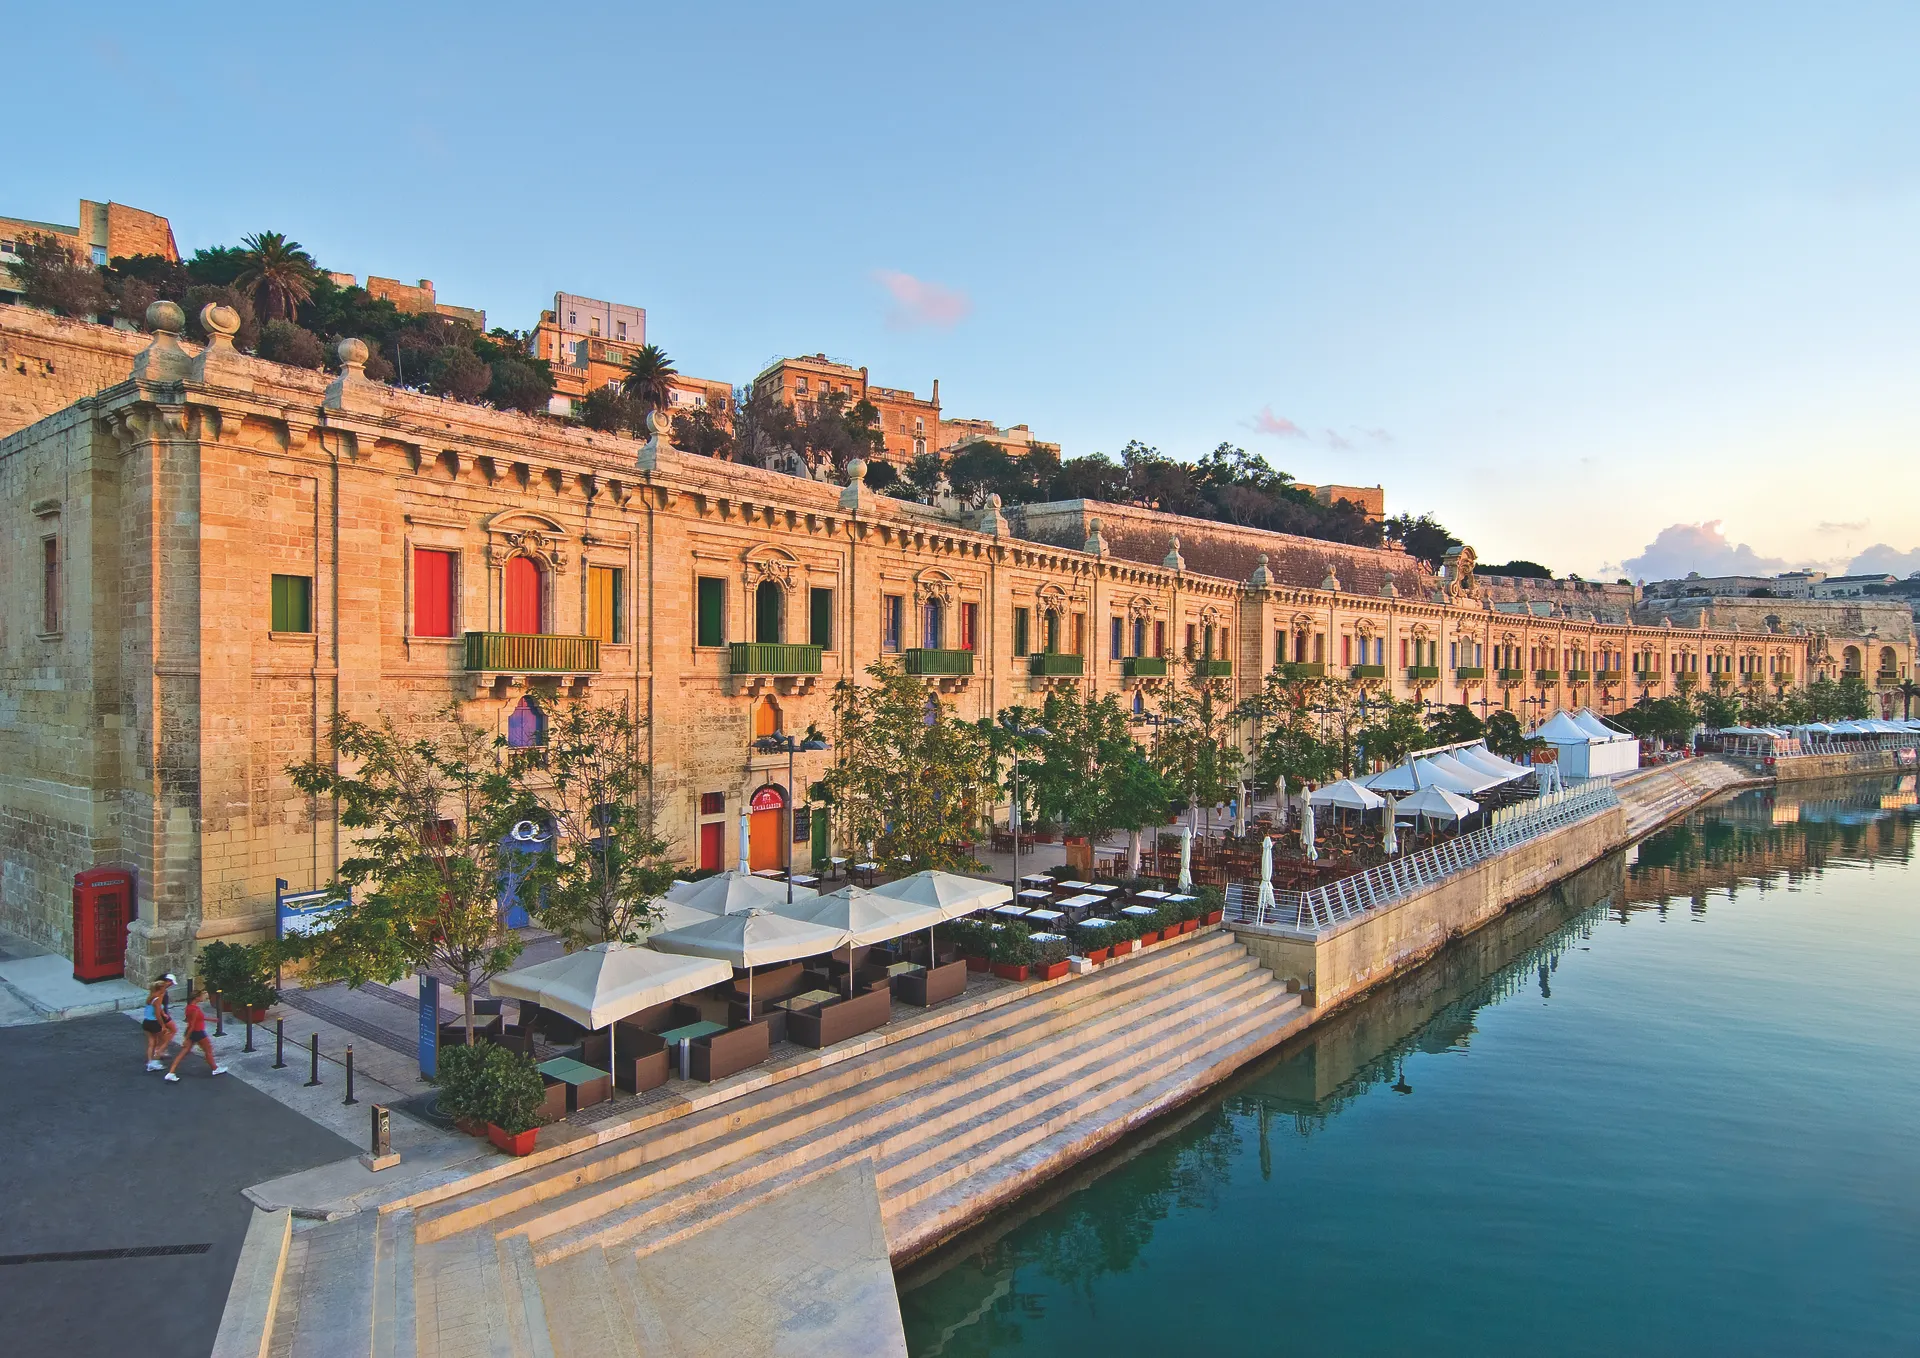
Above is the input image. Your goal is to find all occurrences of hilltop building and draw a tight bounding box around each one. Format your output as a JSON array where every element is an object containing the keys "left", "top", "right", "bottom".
[
  {"left": 322, "top": 272, "right": 486, "bottom": 332},
  {"left": 0, "top": 198, "right": 178, "bottom": 303},
  {"left": 529, "top": 291, "right": 731, "bottom": 425}
]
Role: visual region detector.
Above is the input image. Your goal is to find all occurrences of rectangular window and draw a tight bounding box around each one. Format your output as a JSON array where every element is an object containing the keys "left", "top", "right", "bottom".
[
  {"left": 1401, "top": 638, "right": 1409, "bottom": 668},
  {"left": 1185, "top": 624, "right": 1197, "bottom": 658},
  {"left": 1135, "top": 619, "right": 1148, "bottom": 657},
  {"left": 587, "top": 565, "right": 624, "bottom": 643},
  {"left": 1342, "top": 635, "right": 1352, "bottom": 667},
  {"left": 1450, "top": 641, "right": 1458, "bottom": 668},
  {"left": 271, "top": 574, "right": 312, "bottom": 633},
  {"left": 1112, "top": 617, "right": 1124, "bottom": 660},
  {"left": 696, "top": 576, "right": 725, "bottom": 647},
  {"left": 883, "top": 594, "right": 903, "bottom": 652},
  {"left": 700, "top": 791, "right": 725, "bottom": 816},
  {"left": 1155, "top": 620, "right": 1166, "bottom": 657},
  {"left": 1013, "top": 607, "right": 1031, "bottom": 657},
  {"left": 414, "top": 548, "right": 456, "bottom": 637},
  {"left": 960, "top": 602, "right": 978, "bottom": 651},
  {"left": 809, "top": 587, "right": 833, "bottom": 648},
  {"left": 1071, "top": 614, "right": 1085, "bottom": 656},
  {"left": 41, "top": 536, "right": 60, "bottom": 633}
]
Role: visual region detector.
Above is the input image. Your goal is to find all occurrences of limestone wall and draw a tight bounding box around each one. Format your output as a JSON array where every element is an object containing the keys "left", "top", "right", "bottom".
[{"left": 0, "top": 304, "right": 150, "bottom": 443}]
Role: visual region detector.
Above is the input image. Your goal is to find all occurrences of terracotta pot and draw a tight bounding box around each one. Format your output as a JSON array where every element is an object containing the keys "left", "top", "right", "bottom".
[
  {"left": 1036, "top": 960, "right": 1070, "bottom": 981},
  {"left": 1139, "top": 930, "right": 1160, "bottom": 946},
  {"left": 1115, "top": 939, "right": 1139, "bottom": 955},
  {"left": 991, "top": 962, "right": 1030, "bottom": 982},
  {"left": 1203, "top": 909, "right": 1223, "bottom": 926},
  {"left": 487, "top": 1123, "right": 538, "bottom": 1157},
  {"left": 1181, "top": 919, "right": 1198, "bottom": 935},
  {"left": 1085, "top": 947, "right": 1111, "bottom": 965},
  {"left": 231, "top": 1003, "right": 270, "bottom": 1024},
  {"left": 965, "top": 955, "right": 991, "bottom": 973}
]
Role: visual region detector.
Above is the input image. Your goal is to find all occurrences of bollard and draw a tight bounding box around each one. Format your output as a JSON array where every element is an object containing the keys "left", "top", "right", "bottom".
[
  {"left": 370, "top": 1104, "right": 391, "bottom": 1158},
  {"left": 273, "top": 1018, "right": 286, "bottom": 1069},
  {"left": 305, "top": 1032, "right": 321, "bottom": 1087},
  {"left": 343, "top": 1044, "right": 357, "bottom": 1105},
  {"left": 243, "top": 1018, "right": 254, "bottom": 1054},
  {"left": 212, "top": 988, "right": 224, "bottom": 1038}
]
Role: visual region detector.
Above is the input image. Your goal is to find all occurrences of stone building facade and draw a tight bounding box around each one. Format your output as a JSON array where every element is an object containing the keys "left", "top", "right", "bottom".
[{"left": 0, "top": 315, "right": 1829, "bottom": 984}]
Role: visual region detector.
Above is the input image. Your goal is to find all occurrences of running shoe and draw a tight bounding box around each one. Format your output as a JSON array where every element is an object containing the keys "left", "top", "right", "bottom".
[
  {"left": 211, "top": 1066, "right": 228, "bottom": 1076},
  {"left": 163, "top": 1072, "right": 180, "bottom": 1082}
]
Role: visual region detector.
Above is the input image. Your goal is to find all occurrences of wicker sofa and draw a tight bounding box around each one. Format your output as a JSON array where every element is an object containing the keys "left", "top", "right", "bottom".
[
  {"left": 893, "top": 958, "right": 967, "bottom": 1008},
  {"left": 787, "top": 985, "right": 893, "bottom": 1049},
  {"left": 689, "top": 1020, "right": 771, "bottom": 1082}
]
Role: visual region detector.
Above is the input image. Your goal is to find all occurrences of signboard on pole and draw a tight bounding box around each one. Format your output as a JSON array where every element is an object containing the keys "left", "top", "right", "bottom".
[
  {"left": 418, "top": 973, "right": 440, "bottom": 1080},
  {"left": 276, "top": 886, "right": 347, "bottom": 939}
]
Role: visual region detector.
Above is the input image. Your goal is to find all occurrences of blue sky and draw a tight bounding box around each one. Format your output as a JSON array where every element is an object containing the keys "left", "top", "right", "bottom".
[{"left": 8, "top": 2, "right": 1918, "bottom": 580}]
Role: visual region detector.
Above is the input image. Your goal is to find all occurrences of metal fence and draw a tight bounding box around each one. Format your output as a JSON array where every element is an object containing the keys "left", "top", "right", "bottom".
[{"left": 1224, "top": 779, "right": 1621, "bottom": 935}]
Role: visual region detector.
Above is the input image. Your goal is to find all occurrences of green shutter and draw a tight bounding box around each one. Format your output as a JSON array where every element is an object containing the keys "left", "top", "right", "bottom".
[
  {"left": 271, "top": 574, "right": 311, "bottom": 633},
  {"left": 697, "top": 577, "right": 724, "bottom": 648},
  {"left": 810, "top": 587, "right": 833, "bottom": 648}
]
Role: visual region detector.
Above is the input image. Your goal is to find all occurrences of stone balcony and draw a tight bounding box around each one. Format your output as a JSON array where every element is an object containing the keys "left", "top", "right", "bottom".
[
  {"left": 1122, "top": 656, "right": 1168, "bottom": 680},
  {"left": 463, "top": 631, "right": 598, "bottom": 697},
  {"left": 729, "top": 641, "right": 824, "bottom": 696},
  {"left": 903, "top": 646, "right": 974, "bottom": 693}
]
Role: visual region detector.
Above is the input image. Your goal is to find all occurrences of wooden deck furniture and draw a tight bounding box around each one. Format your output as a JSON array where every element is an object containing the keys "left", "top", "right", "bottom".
[{"left": 787, "top": 985, "right": 892, "bottom": 1048}]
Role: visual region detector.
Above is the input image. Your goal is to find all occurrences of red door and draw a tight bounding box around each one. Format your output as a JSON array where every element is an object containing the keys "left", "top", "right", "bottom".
[
  {"left": 504, "top": 557, "right": 542, "bottom": 634},
  {"left": 699, "top": 822, "right": 723, "bottom": 872}
]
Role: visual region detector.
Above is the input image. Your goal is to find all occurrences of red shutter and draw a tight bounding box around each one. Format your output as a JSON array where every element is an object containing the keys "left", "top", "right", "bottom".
[
  {"left": 414, "top": 549, "right": 454, "bottom": 637},
  {"left": 504, "top": 557, "right": 542, "bottom": 634}
]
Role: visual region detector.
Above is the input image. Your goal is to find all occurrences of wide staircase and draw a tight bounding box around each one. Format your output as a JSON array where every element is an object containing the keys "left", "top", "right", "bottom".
[
  {"left": 1615, "top": 758, "right": 1756, "bottom": 838},
  {"left": 348, "top": 927, "right": 1302, "bottom": 1357}
]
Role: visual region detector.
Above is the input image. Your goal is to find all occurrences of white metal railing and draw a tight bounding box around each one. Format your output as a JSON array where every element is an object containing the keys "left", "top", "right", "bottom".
[{"left": 1224, "top": 779, "right": 1621, "bottom": 936}]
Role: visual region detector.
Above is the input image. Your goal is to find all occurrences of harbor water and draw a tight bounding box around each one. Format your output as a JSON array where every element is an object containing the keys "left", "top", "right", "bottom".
[{"left": 898, "top": 775, "right": 1920, "bottom": 1356}]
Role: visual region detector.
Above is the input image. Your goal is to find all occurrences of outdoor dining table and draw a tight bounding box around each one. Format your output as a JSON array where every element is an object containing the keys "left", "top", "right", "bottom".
[
  {"left": 536, "top": 1055, "right": 613, "bottom": 1111},
  {"left": 825, "top": 856, "right": 849, "bottom": 880},
  {"left": 1164, "top": 894, "right": 1197, "bottom": 906},
  {"left": 1020, "top": 873, "right": 1054, "bottom": 887},
  {"left": 993, "top": 905, "right": 1031, "bottom": 919},
  {"left": 852, "top": 862, "right": 880, "bottom": 886},
  {"left": 1027, "top": 932, "right": 1068, "bottom": 945},
  {"left": 752, "top": 868, "right": 783, "bottom": 879},
  {"left": 788, "top": 874, "right": 820, "bottom": 887},
  {"left": 1134, "top": 889, "right": 1170, "bottom": 901},
  {"left": 1016, "top": 889, "right": 1053, "bottom": 906},
  {"left": 1025, "top": 909, "right": 1065, "bottom": 926},
  {"left": 884, "top": 960, "right": 924, "bottom": 977},
  {"left": 775, "top": 989, "right": 840, "bottom": 1013},
  {"left": 1120, "top": 904, "right": 1158, "bottom": 918},
  {"left": 656, "top": 1019, "right": 727, "bottom": 1080},
  {"left": 1055, "top": 880, "right": 1094, "bottom": 893},
  {"left": 1083, "top": 883, "right": 1118, "bottom": 896}
]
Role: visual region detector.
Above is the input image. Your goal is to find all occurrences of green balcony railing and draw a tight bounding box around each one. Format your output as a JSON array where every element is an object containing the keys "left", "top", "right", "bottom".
[
  {"left": 1029, "top": 651, "right": 1084, "bottom": 677},
  {"left": 1534, "top": 669, "right": 1560, "bottom": 684},
  {"left": 1350, "top": 664, "right": 1386, "bottom": 680},
  {"left": 1877, "top": 669, "right": 1900, "bottom": 686},
  {"left": 1406, "top": 665, "right": 1439, "bottom": 681},
  {"left": 729, "top": 642, "right": 824, "bottom": 676},
  {"left": 1454, "top": 666, "right": 1485, "bottom": 680},
  {"left": 1497, "top": 668, "right": 1527, "bottom": 684},
  {"left": 1123, "top": 656, "right": 1168, "bottom": 679},
  {"left": 1566, "top": 668, "right": 1590, "bottom": 682},
  {"left": 463, "top": 631, "right": 600, "bottom": 673},
  {"left": 1276, "top": 661, "right": 1325, "bottom": 680},
  {"left": 903, "top": 647, "right": 975, "bottom": 676},
  {"left": 1192, "top": 658, "right": 1233, "bottom": 678},
  {"left": 1595, "top": 669, "right": 1624, "bottom": 684}
]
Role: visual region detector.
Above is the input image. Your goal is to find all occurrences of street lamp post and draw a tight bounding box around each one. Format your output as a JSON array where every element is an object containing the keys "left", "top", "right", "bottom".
[
  {"left": 998, "top": 715, "right": 1049, "bottom": 902},
  {"left": 751, "top": 728, "right": 829, "bottom": 903}
]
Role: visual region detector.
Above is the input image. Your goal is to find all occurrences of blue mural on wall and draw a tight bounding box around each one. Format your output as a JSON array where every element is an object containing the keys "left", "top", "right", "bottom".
[{"left": 496, "top": 818, "right": 551, "bottom": 929}]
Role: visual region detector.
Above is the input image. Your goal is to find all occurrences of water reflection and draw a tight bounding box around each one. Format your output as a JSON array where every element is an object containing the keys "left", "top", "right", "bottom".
[{"left": 899, "top": 775, "right": 1920, "bottom": 1356}]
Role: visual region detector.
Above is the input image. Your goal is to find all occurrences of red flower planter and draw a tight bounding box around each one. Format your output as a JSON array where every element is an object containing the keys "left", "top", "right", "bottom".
[
  {"left": 991, "top": 962, "right": 1030, "bottom": 982},
  {"left": 228, "top": 1003, "right": 270, "bottom": 1024},
  {"left": 487, "top": 1123, "right": 538, "bottom": 1157},
  {"left": 1203, "top": 909, "right": 1223, "bottom": 926},
  {"left": 1180, "top": 919, "right": 1198, "bottom": 935},
  {"left": 1085, "top": 947, "right": 1111, "bottom": 965},
  {"left": 965, "top": 955, "right": 991, "bottom": 973},
  {"left": 1036, "top": 960, "right": 1070, "bottom": 981},
  {"left": 1139, "top": 930, "right": 1160, "bottom": 946}
]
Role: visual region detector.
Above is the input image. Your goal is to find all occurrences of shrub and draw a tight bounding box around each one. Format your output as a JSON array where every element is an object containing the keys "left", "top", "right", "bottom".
[
  {"left": 487, "top": 356, "right": 554, "bottom": 414},
  {"left": 197, "top": 940, "right": 279, "bottom": 1009},
  {"left": 579, "top": 386, "right": 642, "bottom": 433},
  {"left": 257, "top": 320, "right": 327, "bottom": 369},
  {"left": 183, "top": 285, "right": 259, "bottom": 350},
  {"left": 989, "top": 921, "right": 1032, "bottom": 966},
  {"left": 434, "top": 1042, "right": 492, "bottom": 1125},
  {"left": 1031, "top": 934, "right": 1073, "bottom": 968},
  {"left": 426, "top": 344, "right": 490, "bottom": 401},
  {"left": 480, "top": 1045, "right": 547, "bottom": 1135},
  {"left": 11, "top": 233, "right": 109, "bottom": 318}
]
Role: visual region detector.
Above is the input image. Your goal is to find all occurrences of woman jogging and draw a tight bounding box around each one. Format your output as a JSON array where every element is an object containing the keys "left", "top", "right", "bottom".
[
  {"left": 142, "top": 974, "right": 177, "bottom": 1071},
  {"left": 164, "top": 985, "right": 226, "bottom": 1081}
]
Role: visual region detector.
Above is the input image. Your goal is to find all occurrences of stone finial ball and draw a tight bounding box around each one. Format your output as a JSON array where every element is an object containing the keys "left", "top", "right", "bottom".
[
  {"left": 199, "top": 303, "right": 241, "bottom": 338},
  {"left": 846, "top": 457, "right": 867, "bottom": 483},
  {"left": 988, "top": 492, "right": 1002, "bottom": 509},
  {"left": 336, "top": 337, "right": 369, "bottom": 368},
  {"left": 646, "top": 408, "right": 667, "bottom": 436},
  {"left": 146, "top": 300, "right": 186, "bottom": 334}
]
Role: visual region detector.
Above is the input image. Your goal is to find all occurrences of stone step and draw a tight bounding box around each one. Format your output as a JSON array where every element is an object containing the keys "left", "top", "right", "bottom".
[
  {"left": 518, "top": 952, "right": 1275, "bottom": 1264},
  {"left": 531, "top": 1243, "right": 639, "bottom": 1358},
  {"left": 404, "top": 1230, "right": 516, "bottom": 1358},
  {"left": 414, "top": 931, "right": 1238, "bottom": 1243},
  {"left": 886, "top": 992, "right": 1305, "bottom": 1258}
]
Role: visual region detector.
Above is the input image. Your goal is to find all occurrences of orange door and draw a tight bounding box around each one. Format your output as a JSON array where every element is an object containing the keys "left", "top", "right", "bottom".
[
  {"left": 749, "top": 809, "right": 785, "bottom": 871},
  {"left": 504, "top": 557, "right": 542, "bottom": 634}
]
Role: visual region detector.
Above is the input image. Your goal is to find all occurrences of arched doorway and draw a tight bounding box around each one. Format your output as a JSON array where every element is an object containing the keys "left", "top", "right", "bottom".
[
  {"left": 748, "top": 783, "right": 788, "bottom": 873},
  {"left": 755, "top": 580, "right": 783, "bottom": 644},
  {"left": 505, "top": 556, "right": 543, "bottom": 634}
]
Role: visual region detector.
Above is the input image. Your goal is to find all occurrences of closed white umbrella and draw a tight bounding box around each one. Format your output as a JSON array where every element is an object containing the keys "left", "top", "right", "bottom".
[
  {"left": 1178, "top": 825, "right": 1193, "bottom": 891},
  {"left": 1275, "top": 776, "right": 1287, "bottom": 828},
  {"left": 1381, "top": 793, "right": 1398, "bottom": 855},
  {"left": 1301, "top": 797, "right": 1317, "bottom": 862},
  {"left": 1308, "top": 779, "right": 1386, "bottom": 811},
  {"left": 648, "top": 908, "right": 851, "bottom": 1014},
  {"left": 665, "top": 871, "right": 816, "bottom": 916},
  {"left": 1256, "top": 835, "right": 1276, "bottom": 920},
  {"left": 737, "top": 810, "right": 752, "bottom": 872}
]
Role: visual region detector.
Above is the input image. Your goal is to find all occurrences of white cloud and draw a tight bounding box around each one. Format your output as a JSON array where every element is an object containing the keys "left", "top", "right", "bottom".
[
  {"left": 1848, "top": 543, "right": 1920, "bottom": 577},
  {"left": 1621, "top": 521, "right": 1789, "bottom": 582},
  {"left": 871, "top": 270, "right": 972, "bottom": 330}
]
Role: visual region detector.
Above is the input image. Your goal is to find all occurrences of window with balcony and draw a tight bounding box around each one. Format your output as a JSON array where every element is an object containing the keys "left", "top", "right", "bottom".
[
  {"left": 755, "top": 580, "right": 784, "bottom": 644},
  {"left": 504, "top": 557, "right": 543, "bottom": 634},
  {"left": 923, "top": 599, "right": 944, "bottom": 650},
  {"left": 1155, "top": 620, "right": 1167, "bottom": 657},
  {"left": 587, "top": 566, "right": 624, "bottom": 643},
  {"left": 809, "top": 587, "right": 833, "bottom": 648},
  {"left": 414, "top": 548, "right": 456, "bottom": 637},
  {"left": 271, "top": 573, "right": 312, "bottom": 634},
  {"left": 1044, "top": 611, "right": 1061, "bottom": 654},
  {"left": 696, "top": 576, "right": 726, "bottom": 648},
  {"left": 1135, "top": 618, "right": 1149, "bottom": 658},
  {"left": 961, "top": 602, "right": 978, "bottom": 651}
]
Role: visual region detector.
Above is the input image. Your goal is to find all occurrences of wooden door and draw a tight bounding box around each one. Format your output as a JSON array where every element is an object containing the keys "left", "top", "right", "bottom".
[
  {"left": 504, "top": 557, "right": 542, "bottom": 634},
  {"left": 748, "top": 784, "right": 787, "bottom": 872},
  {"left": 699, "top": 821, "right": 723, "bottom": 872}
]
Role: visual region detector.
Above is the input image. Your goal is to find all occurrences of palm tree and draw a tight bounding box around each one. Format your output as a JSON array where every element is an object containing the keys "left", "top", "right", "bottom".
[
  {"left": 235, "top": 231, "right": 317, "bottom": 323},
  {"left": 1897, "top": 679, "right": 1920, "bottom": 721},
  {"left": 620, "top": 344, "right": 678, "bottom": 418}
]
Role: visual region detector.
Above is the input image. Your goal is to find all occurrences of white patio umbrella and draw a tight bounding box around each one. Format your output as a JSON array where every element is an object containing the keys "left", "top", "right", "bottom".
[
  {"left": 1393, "top": 783, "right": 1479, "bottom": 836},
  {"left": 1423, "top": 752, "right": 1504, "bottom": 792},
  {"left": 738, "top": 809, "right": 752, "bottom": 871},
  {"left": 1453, "top": 747, "right": 1526, "bottom": 783},
  {"left": 647, "top": 908, "right": 851, "bottom": 1013},
  {"left": 1301, "top": 797, "right": 1318, "bottom": 862},
  {"left": 866, "top": 870, "right": 1011, "bottom": 921},
  {"left": 1308, "top": 779, "right": 1386, "bottom": 811},
  {"left": 1255, "top": 835, "right": 1276, "bottom": 919},
  {"left": 1381, "top": 793, "right": 1398, "bottom": 855},
  {"left": 1178, "top": 825, "right": 1193, "bottom": 891},
  {"left": 491, "top": 942, "right": 732, "bottom": 1086},
  {"left": 776, "top": 885, "right": 948, "bottom": 994},
  {"left": 664, "top": 871, "right": 817, "bottom": 916}
]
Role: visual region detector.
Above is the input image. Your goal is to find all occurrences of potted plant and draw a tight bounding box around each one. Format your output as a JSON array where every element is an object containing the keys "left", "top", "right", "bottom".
[
  {"left": 942, "top": 919, "right": 993, "bottom": 971},
  {"left": 223, "top": 971, "right": 279, "bottom": 1023},
  {"left": 1032, "top": 934, "right": 1073, "bottom": 982},
  {"left": 480, "top": 1045, "right": 547, "bottom": 1157},
  {"left": 198, "top": 940, "right": 278, "bottom": 1020},
  {"left": 990, "top": 922, "right": 1033, "bottom": 982},
  {"left": 1198, "top": 886, "right": 1225, "bottom": 927},
  {"left": 434, "top": 1042, "right": 492, "bottom": 1137}
]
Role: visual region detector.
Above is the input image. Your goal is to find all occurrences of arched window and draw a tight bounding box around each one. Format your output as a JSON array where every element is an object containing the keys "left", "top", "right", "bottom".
[
  {"left": 507, "top": 696, "right": 545, "bottom": 748},
  {"left": 1843, "top": 645, "right": 1862, "bottom": 673},
  {"left": 504, "top": 556, "right": 544, "bottom": 634},
  {"left": 1879, "top": 646, "right": 1897, "bottom": 675},
  {"left": 755, "top": 579, "right": 783, "bottom": 644}
]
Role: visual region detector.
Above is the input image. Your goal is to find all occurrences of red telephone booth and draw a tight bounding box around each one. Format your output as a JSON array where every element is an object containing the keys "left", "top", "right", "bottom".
[{"left": 72, "top": 866, "right": 136, "bottom": 982}]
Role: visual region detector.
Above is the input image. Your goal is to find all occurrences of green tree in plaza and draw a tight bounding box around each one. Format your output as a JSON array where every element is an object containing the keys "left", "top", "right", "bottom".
[
  {"left": 234, "top": 231, "right": 318, "bottom": 323},
  {"left": 1424, "top": 703, "right": 1486, "bottom": 745},
  {"left": 1355, "top": 694, "right": 1428, "bottom": 769},
  {"left": 1696, "top": 686, "right": 1743, "bottom": 730},
  {"left": 1007, "top": 689, "right": 1166, "bottom": 844},
  {"left": 1237, "top": 670, "right": 1341, "bottom": 788},
  {"left": 1484, "top": 710, "right": 1536, "bottom": 762},
  {"left": 1150, "top": 661, "right": 1245, "bottom": 829},
  {"left": 280, "top": 711, "right": 526, "bottom": 1044},
  {"left": 1613, "top": 695, "right": 1699, "bottom": 747},
  {"left": 820, "top": 661, "right": 995, "bottom": 871},
  {"left": 511, "top": 698, "right": 678, "bottom": 950}
]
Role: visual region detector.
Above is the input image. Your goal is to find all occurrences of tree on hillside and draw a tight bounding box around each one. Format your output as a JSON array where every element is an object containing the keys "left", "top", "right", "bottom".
[
  {"left": 819, "top": 662, "right": 995, "bottom": 870},
  {"left": 672, "top": 400, "right": 735, "bottom": 459},
  {"left": 280, "top": 712, "right": 526, "bottom": 1044},
  {"left": 1384, "top": 513, "right": 1463, "bottom": 570},
  {"left": 234, "top": 231, "right": 318, "bottom": 323},
  {"left": 1478, "top": 560, "right": 1554, "bottom": 579},
  {"left": 621, "top": 344, "right": 679, "bottom": 417},
  {"left": 10, "top": 233, "right": 109, "bottom": 318}
]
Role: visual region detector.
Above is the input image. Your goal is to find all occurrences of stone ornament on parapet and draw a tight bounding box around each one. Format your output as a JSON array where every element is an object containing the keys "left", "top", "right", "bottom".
[
  {"left": 634, "top": 407, "right": 673, "bottom": 472},
  {"left": 189, "top": 302, "right": 254, "bottom": 391},
  {"left": 840, "top": 456, "right": 877, "bottom": 514},
  {"left": 132, "top": 300, "right": 191, "bottom": 383},
  {"left": 323, "top": 336, "right": 384, "bottom": 415}
]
